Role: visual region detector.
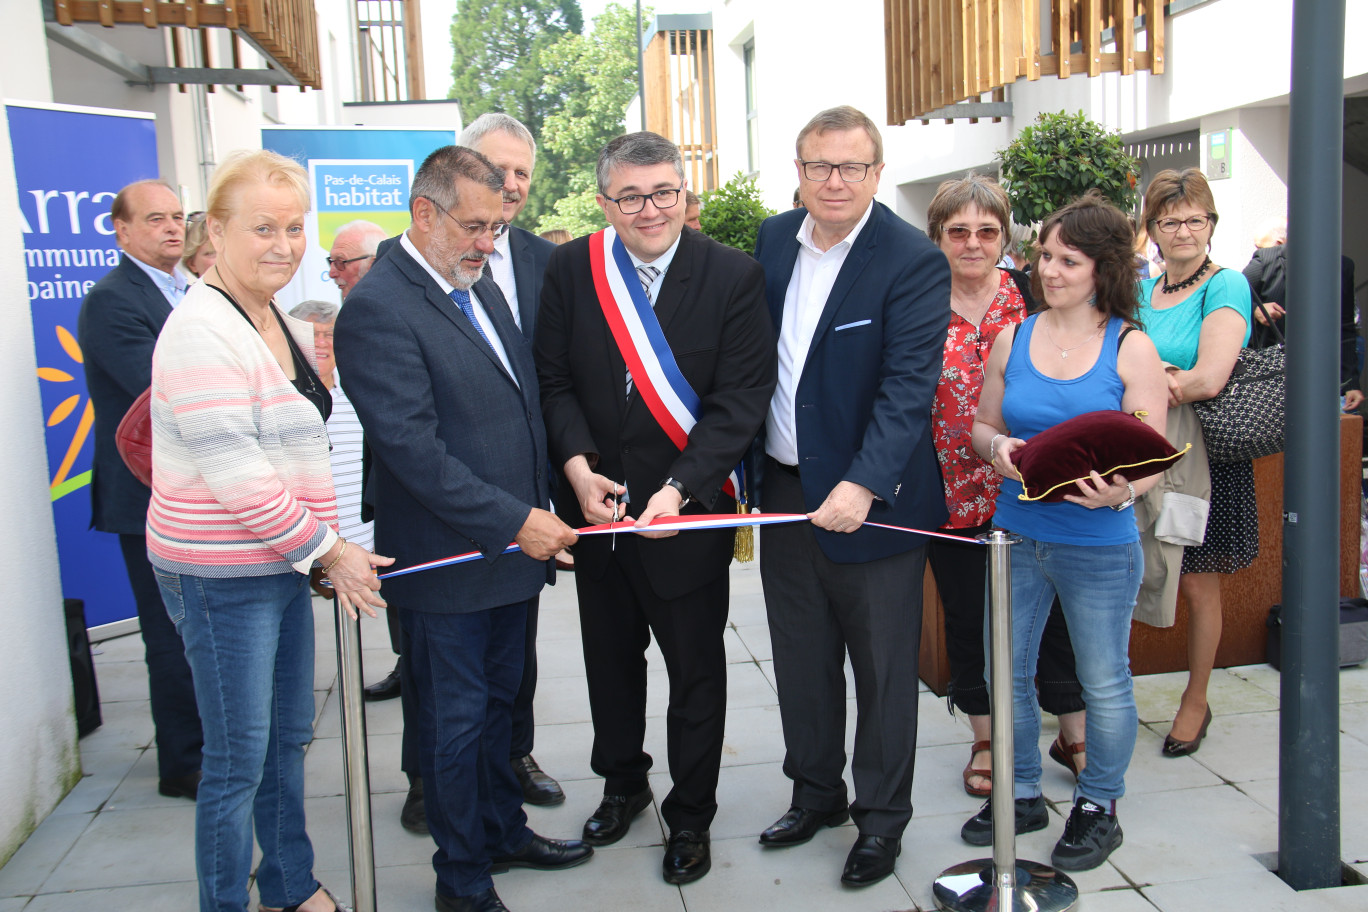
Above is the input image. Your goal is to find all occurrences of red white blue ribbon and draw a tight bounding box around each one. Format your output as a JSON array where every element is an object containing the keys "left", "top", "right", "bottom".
[{"left": 589, "top": 226, "right": 741, "bottom": 498}]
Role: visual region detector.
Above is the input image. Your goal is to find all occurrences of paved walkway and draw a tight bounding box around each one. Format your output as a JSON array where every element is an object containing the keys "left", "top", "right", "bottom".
[{"left": 2, "top": 561, "right": 1367, "bottom": 911}]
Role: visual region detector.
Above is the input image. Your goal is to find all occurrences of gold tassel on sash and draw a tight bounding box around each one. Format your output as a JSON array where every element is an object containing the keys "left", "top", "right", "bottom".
[{"left": 734, "top": 502, "right": 754, "bottom": 562}]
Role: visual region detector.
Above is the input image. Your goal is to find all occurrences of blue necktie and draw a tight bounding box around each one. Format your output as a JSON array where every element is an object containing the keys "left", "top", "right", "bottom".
[{"left": 450, "top": 287, "right": 493, "bottom": 350}]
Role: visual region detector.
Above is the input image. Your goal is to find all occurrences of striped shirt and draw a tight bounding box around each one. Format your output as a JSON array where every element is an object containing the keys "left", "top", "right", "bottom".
[
  {"left": 327, "top": 374, "right": 374, "bottom": 551},
  {"left": 147, "top": 281, "right": 339, "bottom": 577}
]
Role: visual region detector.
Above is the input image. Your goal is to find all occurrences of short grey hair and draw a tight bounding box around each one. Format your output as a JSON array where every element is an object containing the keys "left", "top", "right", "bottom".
[
  {"left": 334, "top": 219, "right": 387, "bottom": 255},
  {"left": 289, "top": 299, "right": 339, "bottom": 323},
  {"left": 596, "top": 132, "right": 684, "bottom": 195},
  {"left": 410, "top": 145, "right": 504, "bottom": 213},
  {"left": 459, "top": 112, "right": 537, "bottom": 170},
  {"left": 795, "top": 105, "right": 884, "bottom": 165}
]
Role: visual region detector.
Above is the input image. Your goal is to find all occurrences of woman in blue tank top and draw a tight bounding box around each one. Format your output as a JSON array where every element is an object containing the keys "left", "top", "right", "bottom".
[{"left": 964, "top": 192, "right": 1169, "bottom": 872}]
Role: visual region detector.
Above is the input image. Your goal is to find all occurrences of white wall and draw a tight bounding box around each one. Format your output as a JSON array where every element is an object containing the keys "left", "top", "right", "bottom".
[{"left": 0, "top": 57, "right": 82, "bottom": 866}]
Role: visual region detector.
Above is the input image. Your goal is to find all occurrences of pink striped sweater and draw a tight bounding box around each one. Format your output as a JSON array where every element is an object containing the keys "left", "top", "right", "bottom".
[{"left": 147, "top": 281, "right": 340, "bottom": 577}]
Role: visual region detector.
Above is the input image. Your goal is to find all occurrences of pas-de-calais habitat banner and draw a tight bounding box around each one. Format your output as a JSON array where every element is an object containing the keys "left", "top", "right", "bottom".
[
  {"left": 261, "top": 127, "right": 457, "bottom": 312},
  {"left": 8, "top": 101, "right": 160, "bottom": 629}
]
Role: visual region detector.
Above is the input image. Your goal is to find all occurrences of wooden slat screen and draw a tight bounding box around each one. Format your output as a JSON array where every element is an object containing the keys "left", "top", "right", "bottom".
[
  {"left": 641, "top": 28, "right": 719, "bottom": 192},
  {"left": 884, "top": 0, "right": 1163, "bottom": 124}
]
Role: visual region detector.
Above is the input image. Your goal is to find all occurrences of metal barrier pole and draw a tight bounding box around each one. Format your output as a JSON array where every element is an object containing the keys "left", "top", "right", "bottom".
[
  {"left": 933, "top": 531, "right": 1078, "bottom": 912},
  {"left": 334, "top": 601, "right": 377, "bottom": 912}
]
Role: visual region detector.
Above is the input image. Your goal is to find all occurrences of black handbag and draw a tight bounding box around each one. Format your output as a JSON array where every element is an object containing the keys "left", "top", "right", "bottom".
[{"left": 1191, "top": 298, "right": 1285, "bottom": 465}]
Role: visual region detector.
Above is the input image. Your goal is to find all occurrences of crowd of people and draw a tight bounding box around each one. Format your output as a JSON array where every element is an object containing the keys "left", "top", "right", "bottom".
[{"left": 75, "top": 101, "right": 1351, "bottom": 912}]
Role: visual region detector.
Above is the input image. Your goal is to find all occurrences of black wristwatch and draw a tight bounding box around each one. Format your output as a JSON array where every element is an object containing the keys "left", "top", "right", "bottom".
[{"left": 660, "top": 477, "right": 692, "bottom": 508}]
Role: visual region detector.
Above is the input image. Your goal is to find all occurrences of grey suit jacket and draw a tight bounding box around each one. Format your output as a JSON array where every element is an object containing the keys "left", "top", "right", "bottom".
[{"left": 334, "top": 239, "right": 553, "bottom": 613}]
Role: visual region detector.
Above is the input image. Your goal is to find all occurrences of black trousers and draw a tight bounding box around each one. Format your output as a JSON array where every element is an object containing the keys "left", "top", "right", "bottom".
[
  {"left": 759, "top": 464, "right": 925, "bottom": 839},
  {"left": 119, "top": 533, "right": 203, "bottom": 780},
  {"left": 575, "top": 535, "right": 728, "bottom": 833},
  {"left": 928, "top": 525, "right": 1084, "bottom": 718}
]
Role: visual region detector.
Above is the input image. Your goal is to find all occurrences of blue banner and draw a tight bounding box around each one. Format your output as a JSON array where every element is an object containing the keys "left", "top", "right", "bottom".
[{"left": 8, "top": 102, "right": 161, "bottom": 629}]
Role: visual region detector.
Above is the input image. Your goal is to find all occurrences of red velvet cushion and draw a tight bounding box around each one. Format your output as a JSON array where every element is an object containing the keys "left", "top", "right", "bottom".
[{"left": 1009, "top": 410, "right": 1187, "bottom": 502}]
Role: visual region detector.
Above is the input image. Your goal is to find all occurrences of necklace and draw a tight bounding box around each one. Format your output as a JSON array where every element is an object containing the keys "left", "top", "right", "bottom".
[
  {"left": 1041, "top": 314, "right": 1104, "bottom": 359},
  {"left": 1161, "top": 255, "right": 1212, "bottom": 294}
]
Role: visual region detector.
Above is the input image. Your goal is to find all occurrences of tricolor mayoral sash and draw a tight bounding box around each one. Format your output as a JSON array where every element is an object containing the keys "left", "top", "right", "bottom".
[{"left": 588, "top": 226, "right": 742, "bottom": 500}]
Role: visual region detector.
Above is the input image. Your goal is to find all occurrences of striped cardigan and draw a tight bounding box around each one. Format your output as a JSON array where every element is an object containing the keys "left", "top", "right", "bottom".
[{"left": 147, "top": 281, "right": 339, "bottom": 577}]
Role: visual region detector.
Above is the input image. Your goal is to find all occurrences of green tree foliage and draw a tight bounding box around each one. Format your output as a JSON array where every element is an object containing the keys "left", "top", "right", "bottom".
[
  {"left": 997, "top": 111, "right": 1140, "bottom": 232},
  {"left": 698, "top": 174, "right": 776, "bottom": 255},
  {"left": 449, "top": 0, "right": 584, "bottom": 226},
  {"left": 534, "top": 3, "right": 652, "bottom": 237}
]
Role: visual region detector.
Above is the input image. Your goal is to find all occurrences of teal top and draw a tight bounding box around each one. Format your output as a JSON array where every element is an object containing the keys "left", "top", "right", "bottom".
[{"left": 1136, "top": 268, "right": 1251, "bottom": 370}]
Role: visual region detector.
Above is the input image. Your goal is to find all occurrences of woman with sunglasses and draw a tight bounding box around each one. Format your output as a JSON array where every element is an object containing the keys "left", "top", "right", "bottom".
[{"left": 925, "top": 173, "right": 1086, "bottom": 800}]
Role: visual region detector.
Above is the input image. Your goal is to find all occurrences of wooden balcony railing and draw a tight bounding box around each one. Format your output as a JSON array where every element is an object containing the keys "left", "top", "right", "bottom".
[
  {"left": 885, "top": 0, "right": 1165, "bottom": 125},
  {"left": 52, "top": 0, "right": 321, "bottom": 89}
]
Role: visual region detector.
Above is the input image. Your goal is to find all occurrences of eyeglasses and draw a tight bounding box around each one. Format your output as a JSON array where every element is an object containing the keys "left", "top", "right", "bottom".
[
  {"left": 944, "top": 225, "right": 1002, "bottom": 243},
  {"left": 798, "top": 160, "right": 874, "bottom": 182},
  {"left": 1152, "top": 215, "right": 1212, "bottom": 234},
  {"left": 604, "top": 186, "right": 683, "bottom": 215},
  {"left": 326, "top": 254, "right": 376, "bottom": 268},
  {"left": 425, "top": 198, "right": 510, "bottom": 239}
]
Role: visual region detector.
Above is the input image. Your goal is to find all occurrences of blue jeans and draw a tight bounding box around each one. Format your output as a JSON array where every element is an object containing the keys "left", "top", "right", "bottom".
[
  {"left": 404, "top": 605, "right": 532, "bottom": 900},
  {"left": 1008, "top": 536, "right": 1141, "bottom": 805},
  {"left": 156, "top": 568, "right": 319, "bottom": 912}
]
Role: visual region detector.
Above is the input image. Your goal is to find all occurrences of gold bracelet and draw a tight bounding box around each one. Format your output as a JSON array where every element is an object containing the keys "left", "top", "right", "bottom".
[{"left": 322, "top": 539, "right": 348, "bottom": 577}]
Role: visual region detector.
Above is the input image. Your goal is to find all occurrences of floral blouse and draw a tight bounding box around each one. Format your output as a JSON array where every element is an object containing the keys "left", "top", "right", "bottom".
[{"left": 933, "top": 269, "right": 1029, "bottom": 529}]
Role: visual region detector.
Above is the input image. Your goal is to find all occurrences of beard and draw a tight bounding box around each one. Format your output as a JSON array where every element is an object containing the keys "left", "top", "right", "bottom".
[{"left": 428, "top": 224, "right": 486, "bottom": 290}]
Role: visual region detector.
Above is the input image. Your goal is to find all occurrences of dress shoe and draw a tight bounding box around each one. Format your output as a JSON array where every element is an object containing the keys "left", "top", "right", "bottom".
[
  {"left": 840, "top": 834, "right": 901, "bottom": 887},
  {"left": 363, "top": 664, "right": 402, "bottom": 701},
  {"left": 435, "top": 887, "right": 509, "bottom": 912},
  {"left": 401, "top": 778, "right": 429, "bottom": 835},
  {"left": 758, "top": 804, "right": 850, "bottom": 847},
  {"left": 489, "top": 833, "right": 593, "bottom": 873},
  {"left": 581, "top": 787, "right": 653, "bottom": 846},
  {"left": 511, "top": 754, "right": 565, "bottom": 806},
  {"left": 158, "top": 771, "right": 202, "bottom": 800},
  {"left": 1162, "top": 705, "right": 1213, "bottom": 757},
  {"left": 662, "top": 830, "right": 710, "bottom": 884}
]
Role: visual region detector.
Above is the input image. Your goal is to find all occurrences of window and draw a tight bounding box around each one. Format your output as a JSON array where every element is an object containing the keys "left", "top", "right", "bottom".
[{"left": 744, "top": 39, "right": 759, "bottom": 175}]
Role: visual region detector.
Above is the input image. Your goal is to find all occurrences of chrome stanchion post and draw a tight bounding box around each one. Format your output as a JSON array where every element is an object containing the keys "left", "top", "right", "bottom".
[
  {"left": 933, "top": 531, "right": 1078, "bottom": 912},
  {"left": 334, "top": 601, "right": 377, "bottom": 912}
]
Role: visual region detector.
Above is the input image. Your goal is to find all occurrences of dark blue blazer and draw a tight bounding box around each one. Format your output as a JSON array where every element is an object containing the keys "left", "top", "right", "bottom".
[
  {"left": 77, "top": 254, "right": 174, "bottom": 535},
  {"left": 754, "top": 203, "right": 952, "bottom": 564},
  {"left": 334, "top": 239, "right": 553, "bottom": 613},
  {"left": 506, "top": 225, "right": 554, "bottom": 339}
]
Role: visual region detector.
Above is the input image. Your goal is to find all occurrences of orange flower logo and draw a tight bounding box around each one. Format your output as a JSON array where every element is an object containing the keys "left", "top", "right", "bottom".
[{"left": 37, "top": 324, "right": 95, "bottom": 501}]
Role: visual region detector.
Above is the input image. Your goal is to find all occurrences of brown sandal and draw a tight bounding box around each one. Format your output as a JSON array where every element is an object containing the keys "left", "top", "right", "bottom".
[
  {"left": 1048, "top": 732, "right": 1085, "bottom": 778},
  {"left": 962, "top": 740, "right": 992, "bottom": 796}
]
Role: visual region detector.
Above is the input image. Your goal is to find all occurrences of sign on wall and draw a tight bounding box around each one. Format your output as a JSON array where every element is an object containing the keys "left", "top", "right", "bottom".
[{"left": 7, "top": 101, "right": 161, "bottom": 629}]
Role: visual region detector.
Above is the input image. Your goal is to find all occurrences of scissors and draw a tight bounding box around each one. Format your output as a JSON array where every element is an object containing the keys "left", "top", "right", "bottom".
[{"left": 611, "top": 482, "right": 628, "bottom": 551}]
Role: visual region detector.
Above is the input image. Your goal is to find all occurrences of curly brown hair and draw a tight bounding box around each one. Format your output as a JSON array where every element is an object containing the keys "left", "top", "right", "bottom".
[{"left": 1031, "top": 190, "right": 1140, "bottom": 325}]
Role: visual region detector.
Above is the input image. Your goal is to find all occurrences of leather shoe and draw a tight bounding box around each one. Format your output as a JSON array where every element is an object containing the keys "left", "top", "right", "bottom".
[
  {"left": 401, "top": 778, "right": 429, "bottom": 835},
  {"left": 435, "top": 887, "right": 509, "bottom": 912},
  {"left": 840, "top": 834, "right": 901, "bottom": 887},
  {"left": 511, "top": 754, "right": 565, "bottom": 806},
  {"left": 662, "top": 830, "right": 710, "bottom": 884},
  {"left": 363, "top": 664, "right": 401, "bottom": 701},
  {"left": 158, "top": 771, "right": 202, "bottom": 800},
  {"left": 759, "top": 804, "right": 850, "bottom": 847},
  {"left": 581, "top": 788, "right": 652, "bottom": 846},
  {"left": 489, "top": 833, "right": 593, "bottom": 873}
]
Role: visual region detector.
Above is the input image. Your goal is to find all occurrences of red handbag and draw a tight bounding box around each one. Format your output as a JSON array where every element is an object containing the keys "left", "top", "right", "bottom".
[{"left": 115, "top": 387, "right": 154, "bottom": 487}]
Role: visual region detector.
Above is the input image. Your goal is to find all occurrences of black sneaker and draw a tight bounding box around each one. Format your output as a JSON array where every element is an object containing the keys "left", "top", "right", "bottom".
[
  {"left": 960, "top": 794, "right": 1049, "bottom": 846},
  {"left": 1051, "top": 799, "right": 1123, "bottom": 871}
]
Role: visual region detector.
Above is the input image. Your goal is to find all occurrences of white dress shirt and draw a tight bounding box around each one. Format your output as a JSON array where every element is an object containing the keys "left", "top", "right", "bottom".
[
  {"left": 765, "top": 202, "right": 875, "bottom": 466},
  {"left": 487, "top": 230, "right": 521, "bottom": 331},
  {"left": 129, "top": 253, "right": 188, "bottom": 308},
  {"left": 401, "top": 231, "right": 518, "bottom": 385},
  {"left": 625, "top": 232, "right": 682, "bottom": 300}
]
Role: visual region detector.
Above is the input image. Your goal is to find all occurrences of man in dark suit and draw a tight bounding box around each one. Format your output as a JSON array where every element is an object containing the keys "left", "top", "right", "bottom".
[
  {"left": 752, "top": 106, "right": 950, "bottom": 888},
  {"left": 460, "top": 112, "right": 563, "bottom": 806},
  {"left": 78, "top": 179, "right": 203, "bottom": 800},
  {"left": 534, "top": 131, "right": 776, "bottom": 885},
  {"left": 335, "top": 146, "right": 590, "bottom": 912}
]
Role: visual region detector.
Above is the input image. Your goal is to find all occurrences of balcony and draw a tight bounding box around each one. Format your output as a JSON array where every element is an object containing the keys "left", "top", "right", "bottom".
[
  {"left": 643, "top": 14, "right": 719, "bottom": 193},
  {"left": 884, "top": 0, "right": 1165, "bottom": 125}
]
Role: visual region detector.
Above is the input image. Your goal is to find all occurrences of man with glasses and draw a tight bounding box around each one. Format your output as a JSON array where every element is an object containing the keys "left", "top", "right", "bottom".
[
  {"left": 534, "top": 132, "right": 776, "bottom": 884},
  {"left": 327, "top": 219, "right": 386, "bottom": 298},
  {"left": 752, "top": 106, "right": 950, "bottom": 888},
  {"left": 336, "top": 146, "right": 591, "bottom": 912}
]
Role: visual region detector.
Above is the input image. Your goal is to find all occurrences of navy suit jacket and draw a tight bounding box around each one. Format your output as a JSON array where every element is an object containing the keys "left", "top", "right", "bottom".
[
  {"left": 78, "top": 254, "right": 174, "bottom": 535},
  {"left": 334, "top": 239, "right": 553, "bottom": 613},
  {"left": 505, "top": 226, "right": 555, "bottom": 339},
  {"left": 754, "top": 203, "right": 952, "bottom": 564}
]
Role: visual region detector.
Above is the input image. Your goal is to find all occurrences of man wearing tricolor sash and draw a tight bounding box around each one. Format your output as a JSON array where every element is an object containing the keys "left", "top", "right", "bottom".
[{"left": 534, "top": 132, "right": 777, "bottom": 885}]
